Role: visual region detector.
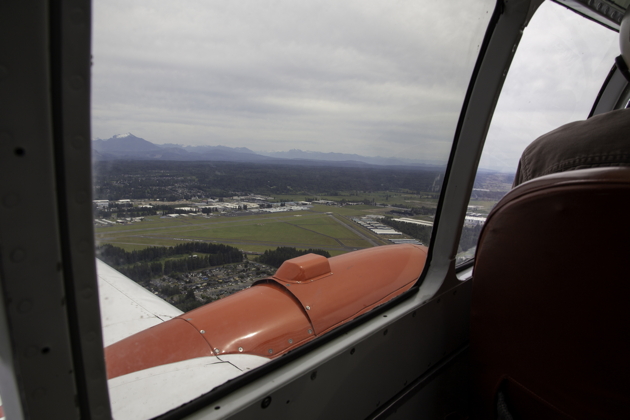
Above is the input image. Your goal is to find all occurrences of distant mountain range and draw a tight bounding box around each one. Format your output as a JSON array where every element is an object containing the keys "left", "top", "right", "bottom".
[
  {"left": 91, "top": 133, "right": 444, "bottom": 169},
  {"left": 258, "top": 149, "right": 431, "bottom": 167},
  {"left": 92, "top": 133, "right": 270, "bottom": 163}
]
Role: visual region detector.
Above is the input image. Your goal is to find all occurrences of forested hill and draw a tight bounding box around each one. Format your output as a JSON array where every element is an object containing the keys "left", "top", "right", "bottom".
[{"left": 93, "top": 160, "right": 444, "bottom": 200}]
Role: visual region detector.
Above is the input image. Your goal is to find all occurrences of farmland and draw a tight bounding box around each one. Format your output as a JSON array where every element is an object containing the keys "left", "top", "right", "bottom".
[
  {"left": 91, "top": 160, "right": 509, "bottom": 309},
  {"left": 95, "top": 206, "right": 392, "bottom": 256}
]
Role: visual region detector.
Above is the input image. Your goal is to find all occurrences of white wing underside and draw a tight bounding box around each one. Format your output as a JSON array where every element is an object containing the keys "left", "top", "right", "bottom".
[
  {"left": 109, "top": 354, "right": 269, "bottom": 420},
  {"left": 96, "top": 260, "right": 271, "bottom": 419},
  {"left": 96, "top": 259, "right": 183, "bottom": 346}
]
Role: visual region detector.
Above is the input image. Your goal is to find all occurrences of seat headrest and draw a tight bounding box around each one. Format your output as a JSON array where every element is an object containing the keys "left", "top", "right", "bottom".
[
  {"left": 470, "top": 167, "right": 630, "bottom": 419},
  {"left": 620, "top": 8, "right": 630, "bottom": 71}
]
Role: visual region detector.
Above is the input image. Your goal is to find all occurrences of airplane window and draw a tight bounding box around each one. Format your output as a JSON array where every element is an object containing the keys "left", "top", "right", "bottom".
[
  {"left": 456, "top": 0, "right": 618, "bottom": 265},
  {"left": 91, "top": 0, "right": 494, "bottom": 417}
]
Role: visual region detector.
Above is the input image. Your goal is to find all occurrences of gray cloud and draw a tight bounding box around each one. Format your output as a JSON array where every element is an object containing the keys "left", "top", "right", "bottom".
[
  {"left": 93, "top": 1, "right": 615, "bottom": 170},
  {"left": 92, "top": 0, "right": 495, "bottom": 162},
  {"left": 480, "top": 1, "right": 618, "bottom": 172}
]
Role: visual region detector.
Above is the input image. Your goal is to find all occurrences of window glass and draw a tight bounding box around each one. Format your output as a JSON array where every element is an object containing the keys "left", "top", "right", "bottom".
[
  {"left": 92, "top": 1, "right": 493, "bottom": 417},
  {"left": 457, "top": 1, "right": 618, "bottom": 264}
]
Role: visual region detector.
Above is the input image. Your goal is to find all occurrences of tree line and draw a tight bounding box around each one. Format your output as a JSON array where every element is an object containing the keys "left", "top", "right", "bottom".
[
  {"left": 257, "top": 246, "right": 331, "bottom": 268},
  {"left": 113, "top": 254, "right": 237, "bottom": 284},
  {"left": 96, "top": 242, "right": 242, "bottom": 266},
  {"left": 96, "top": 242, "right": 244, "bottom": 284}
]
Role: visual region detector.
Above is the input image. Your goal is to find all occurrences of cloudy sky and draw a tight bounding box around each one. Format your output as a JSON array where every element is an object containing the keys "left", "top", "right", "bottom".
[
  {"left": 92, "top": 0, "right": 618, "bottom": 171},
  {"left": 480, "top": 1, "right": 618, "bottom": 172}
]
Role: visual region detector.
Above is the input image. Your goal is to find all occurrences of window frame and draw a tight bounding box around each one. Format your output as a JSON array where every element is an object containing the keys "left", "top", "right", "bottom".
[{"left": 4, "top": 1, "right": 596, "bottom": 419}]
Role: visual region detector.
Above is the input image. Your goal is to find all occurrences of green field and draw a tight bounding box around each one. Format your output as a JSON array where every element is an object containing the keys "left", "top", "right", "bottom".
[
  {"left": 95, "top": 206, "right": 387, "bottom": 255},
  {"left": 94, "top": 189, "right": 439, "bottom": 256}
]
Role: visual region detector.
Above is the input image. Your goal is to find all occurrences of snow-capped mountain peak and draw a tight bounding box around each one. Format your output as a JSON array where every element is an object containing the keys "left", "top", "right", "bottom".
[{"left": 113, "top": 132, "right": 134, "bottom": 139}]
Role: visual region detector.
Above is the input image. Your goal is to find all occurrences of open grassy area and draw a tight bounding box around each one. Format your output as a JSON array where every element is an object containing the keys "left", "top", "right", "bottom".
[
  {"left": 339, "top": 238, "right": 374, "bottom": 248},
  {"left": 96, "top": 208, "right": 376, "bottom": 255},
  {"left": 94, "top": 190, "right": 442, "bottom": 257},
  {"left": 96, "top": 236, "right": 185, "bottom": 248},
  {"left": 183, "top": 221, "right": 339, "bottom": 246},
  {"left": 102, "top": 243, "right": 157, "bottom": 252},
  {"left": 291, "top": 216, "right": 358, "bottom": 238}
]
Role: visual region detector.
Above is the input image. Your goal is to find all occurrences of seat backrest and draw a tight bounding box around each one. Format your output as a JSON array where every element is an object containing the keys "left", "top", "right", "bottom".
[{"left": 470, "top": 167, "right": 630, "bottom": 419}]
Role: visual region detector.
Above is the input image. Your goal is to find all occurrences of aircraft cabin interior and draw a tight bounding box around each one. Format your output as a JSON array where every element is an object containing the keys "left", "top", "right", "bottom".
[{"left": 1, "top": 0, "right": 629, "bottom": 419}]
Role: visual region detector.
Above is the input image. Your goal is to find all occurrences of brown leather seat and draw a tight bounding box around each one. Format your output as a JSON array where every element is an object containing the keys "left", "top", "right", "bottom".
[{"left": 470, "top": 167, "right": 630, "bottom": 419}]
